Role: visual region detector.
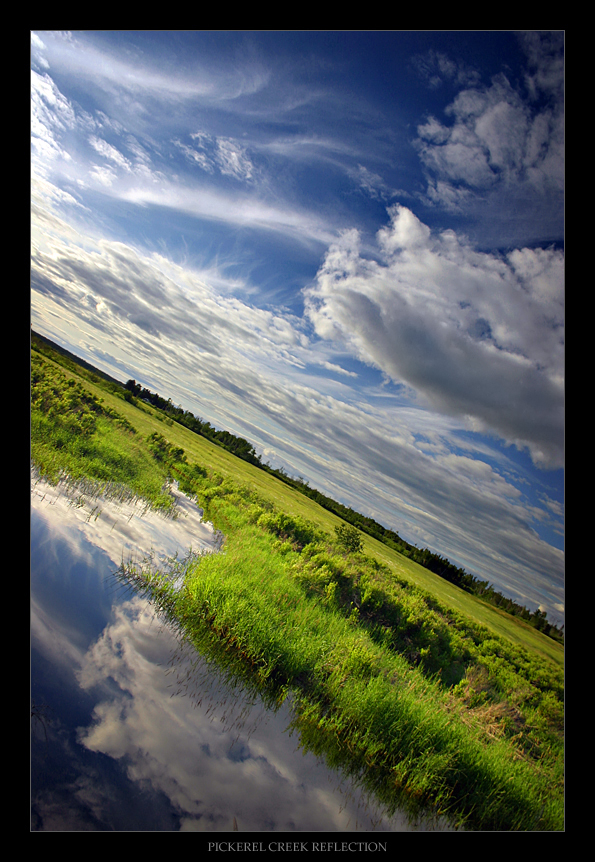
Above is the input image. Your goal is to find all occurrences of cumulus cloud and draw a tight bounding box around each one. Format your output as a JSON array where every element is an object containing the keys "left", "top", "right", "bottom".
[
  {"left": 415, "top": 73, "right": 562, "bottom": 197},
  {"left": 304, "top": 204, "right": 564, "bottom": 468},
  {"left": 412, "top": 35, "right": 563, "bottom": 234},
  {"left": 30, "top": 211, "right": 563, "bottom": 614}
]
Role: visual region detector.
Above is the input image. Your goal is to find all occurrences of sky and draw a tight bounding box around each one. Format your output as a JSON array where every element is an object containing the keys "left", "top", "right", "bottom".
[{"left": 31, "top": 31, "right": 564, "bottom": 625}]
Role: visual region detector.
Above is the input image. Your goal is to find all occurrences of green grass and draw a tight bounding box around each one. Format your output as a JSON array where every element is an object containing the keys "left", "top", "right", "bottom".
[
  {"left": 124, "top": 491, "right": 563, "bottom": 830},
  {"left": 30, "top": 351, "right": 176, "bottom": 510},
  {"left": 31, "top": 343, "right": 564, "bottom": 830}
]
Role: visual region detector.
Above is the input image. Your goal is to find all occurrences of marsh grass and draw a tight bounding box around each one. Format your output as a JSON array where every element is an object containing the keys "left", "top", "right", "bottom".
[
  {"left": 31, "top": 353, "right": 177, "bottom": 512},
  {"left": 116, "top": 488, "right": 563, "bottom": 831},
  {"left": 32, "top": 344, "right": 564, "bottom": 831}
]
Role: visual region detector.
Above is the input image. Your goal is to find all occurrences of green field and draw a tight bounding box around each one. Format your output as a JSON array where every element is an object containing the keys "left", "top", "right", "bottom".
[{"left": 30, "top": 337, "right": 564, "bottom": 831}]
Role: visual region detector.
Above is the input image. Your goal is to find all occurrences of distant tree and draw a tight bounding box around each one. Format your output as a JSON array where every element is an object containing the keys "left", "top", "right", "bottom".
[
  {"left": 335, "top": 524, "right": 363, "bottom": 554},
  {"left": 125, "top": 379, "right": 141, "bottom": 397}
]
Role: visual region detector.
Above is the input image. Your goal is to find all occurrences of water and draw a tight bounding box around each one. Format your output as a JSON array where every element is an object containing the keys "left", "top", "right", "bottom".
[{"left": 31, "top": 474, "right": 443, "bottom": 832}]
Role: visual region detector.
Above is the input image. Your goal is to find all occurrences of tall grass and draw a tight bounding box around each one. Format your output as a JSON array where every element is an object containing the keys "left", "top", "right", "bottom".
[
  {"left": 32, "top": 345, "right": 564, "bottom": 831},
  {"left": 31, "top": 352, "right": 175, "bottom": 511},
  {"left": 119, "top": 489, "right": 563, "bottom": 831}
]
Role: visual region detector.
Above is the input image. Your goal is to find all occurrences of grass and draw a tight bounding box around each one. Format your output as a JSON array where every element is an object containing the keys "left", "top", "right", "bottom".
[
  {"left": 31, "top": 342, "right": 564, "bottom": 831},
  {"left": 123, "top": 492, "right": 563, "bottom": 831}
]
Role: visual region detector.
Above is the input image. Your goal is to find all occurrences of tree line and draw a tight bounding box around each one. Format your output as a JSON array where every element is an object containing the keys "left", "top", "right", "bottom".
[
  {"left": 258, "top": 466, "right": 564, "bottom": 643},
  {"left": 124, "top": 379, "right": 261, "bottom": 465},
  {"left": 35, "top": 330, "right": 562, "bottom": 641},
  {"left": 123, "top": 375, "right": 564, "bottom": 644}
]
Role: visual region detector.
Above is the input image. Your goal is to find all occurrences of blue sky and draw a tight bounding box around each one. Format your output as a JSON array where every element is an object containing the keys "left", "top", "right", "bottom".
[{"left": 31, "top": 31, "right": 564, "bottom": 624}]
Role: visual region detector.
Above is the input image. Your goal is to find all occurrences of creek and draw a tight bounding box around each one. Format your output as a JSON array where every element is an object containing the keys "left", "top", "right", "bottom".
[{"left": 31, "top": 473, "right": 449, "bottom": 832}]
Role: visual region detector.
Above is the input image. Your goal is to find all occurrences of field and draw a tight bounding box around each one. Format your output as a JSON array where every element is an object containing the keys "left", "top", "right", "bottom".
[{"left": 30, "top": 337, "right": 564, "bottom": 831}]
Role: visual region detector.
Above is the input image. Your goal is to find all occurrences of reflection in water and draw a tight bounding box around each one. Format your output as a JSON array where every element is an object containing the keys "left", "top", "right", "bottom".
[{"left": 31, "top": 474, "right": 446, "bottom": 832}]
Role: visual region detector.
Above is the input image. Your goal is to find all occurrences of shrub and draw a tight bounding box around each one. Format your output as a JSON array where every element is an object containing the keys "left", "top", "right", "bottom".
[{"left": 335, "top": 523, "right": 363, "bottom": 554}]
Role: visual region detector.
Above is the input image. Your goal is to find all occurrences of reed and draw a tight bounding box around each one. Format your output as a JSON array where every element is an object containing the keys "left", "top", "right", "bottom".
[
  {"left": 116, "top": 490, "right": 563, "bottom": 831},
  {"left": 32, "top": 343, "right": 564, "bottom": 831}
]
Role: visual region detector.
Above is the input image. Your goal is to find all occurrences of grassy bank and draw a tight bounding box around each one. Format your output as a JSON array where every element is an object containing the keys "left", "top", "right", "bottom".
[{"left": 30, "top": 342, "right": 564, "bottom": 830}]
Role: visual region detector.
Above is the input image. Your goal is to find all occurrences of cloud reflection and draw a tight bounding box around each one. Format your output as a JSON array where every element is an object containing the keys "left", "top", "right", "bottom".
[
  {"left": 32, "top": 480, "right": 422, "bottom": 832},
  {"left": 31, "top": 471, "right": 220, "bottom": 568},
  {"left": 76, "top": 594, "right": 396, "bottom": 831}
]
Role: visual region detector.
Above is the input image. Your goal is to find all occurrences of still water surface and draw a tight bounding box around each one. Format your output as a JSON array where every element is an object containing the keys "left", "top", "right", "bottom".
[{"left": 31, "top": 475, "right": 445, "bottom": 832}]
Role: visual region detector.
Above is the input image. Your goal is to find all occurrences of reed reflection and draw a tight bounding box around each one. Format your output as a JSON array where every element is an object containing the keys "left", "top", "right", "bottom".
[{"left": 32, "top": 475, "right": 420, "bottom": 832}]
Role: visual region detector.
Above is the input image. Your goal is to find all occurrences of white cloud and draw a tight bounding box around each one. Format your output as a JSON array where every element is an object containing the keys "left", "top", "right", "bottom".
[
  {"left": 30, "top": 214, "right": 563, "bottom": 613},
  {"left": 519, "top": 30, "right": 564, "bottom": 101},
  {"left": 215, "top": 138, "right": 254, "bottom": 181},
  {"left": 116, "top": 180, "right": 335, "bottom": 248},
  {"left": 31, "top": 70, "right": 77, "bottom": 172},
  {"left": 414, "top": 77, "right": 532, "bottom": 192},
  {"left": 89, "top": 136, "right": 132, "bottom": 171},
  {"left": 320, "top": 361, "right": 358, "bottom": 378},
  {"left": 177, "top": 133, "right": 255, "bottom": 182},
  {"left": 29, "top": 33, "right": 564, "bottom": 620},
  {"left": 304, "top": 204, "right": 564, "bottom": 468},
  {"left": 347, "top": 164, "right": 399, "bottom": 202},
  {"left": 412, "top": 49, "right": 482, "bottom": 90},
  {"left": 32, "top": 30, "right": 271, "bottom": 106},
  {"left": 70, "top": 592, "right": 400, "bottom": 831},
  {"left": 413, "top": 37, "right": 564, "bottom": 222},
  {"left": 89, "top": 164, "right": 118, "bottom": 187},
  {"left": 31, "top": 32, "right": 50, "bottom": 69},
  {"left": 176, "top": 139, "right": 215, "bottom": 173}
]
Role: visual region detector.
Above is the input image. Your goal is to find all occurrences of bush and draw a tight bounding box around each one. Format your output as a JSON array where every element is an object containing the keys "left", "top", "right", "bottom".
[
  {"left": 335, "top": 523, "right": 363, "bottom": 554},
  {"left": 257, "top": 511, "right": 323, "bottom": 549}
]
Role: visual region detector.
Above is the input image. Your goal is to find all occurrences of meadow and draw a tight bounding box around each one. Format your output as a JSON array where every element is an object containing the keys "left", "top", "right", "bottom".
[{"left": 30, "top": 338, "right": 564, "bottom": 831}]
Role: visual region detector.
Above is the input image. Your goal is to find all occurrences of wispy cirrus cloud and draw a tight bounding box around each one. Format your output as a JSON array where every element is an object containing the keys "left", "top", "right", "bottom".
[
  {"left": 31, "top": 69, "right": 77, "bottom": 170},
  {"left": 176, "top": 132, "right": 256, "bottom": 182},
  {"left": 116, "top": 180, "right": 337, "bottom": 248},
  {"left": 31, "top": 63, "right": 338, "bottom": 252},
  {"left": 31, "top": 30, "right": 271, "bottom": 104},
  {"left": 30, "top": 31, "right": 564, "bottom": 622},
  {"left": 89, "top": 136, "right": 132, "bottom": 171},
  {"left": 31, "top": 217, "right": 563, "bottom": 616}
]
